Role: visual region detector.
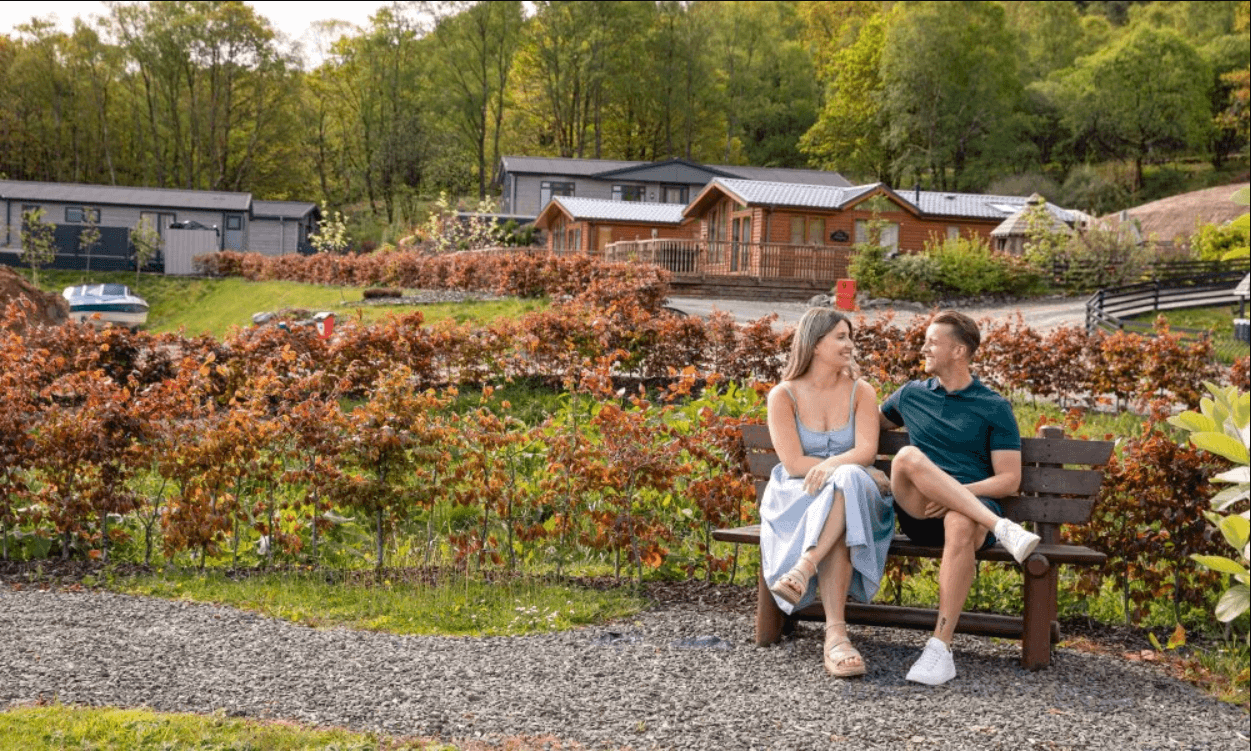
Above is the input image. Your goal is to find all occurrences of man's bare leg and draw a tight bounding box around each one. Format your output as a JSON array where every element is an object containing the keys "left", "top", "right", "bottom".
[
  {"left": 934, "top": 513, "right": 984, "bottom": 643},
  {"left": 889, "top": 446, "right": 1000, "bottom": 530}
]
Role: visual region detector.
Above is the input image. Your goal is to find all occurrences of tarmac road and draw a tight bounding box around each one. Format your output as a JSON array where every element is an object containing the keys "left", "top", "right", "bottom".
[{"left": 665, "top": 293, "right": 1091, "bottom": 333}]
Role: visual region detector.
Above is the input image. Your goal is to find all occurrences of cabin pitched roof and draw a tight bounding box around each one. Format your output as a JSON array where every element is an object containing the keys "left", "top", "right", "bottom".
[
  {"left": 0, "top": 179, "right": 253, "bottom": 212},
  {"left": 534, "top": 197, "right": 689, "bottom": 229},
  {"left": 687, "top": 178, "right": 1076, "bottom": 223}
]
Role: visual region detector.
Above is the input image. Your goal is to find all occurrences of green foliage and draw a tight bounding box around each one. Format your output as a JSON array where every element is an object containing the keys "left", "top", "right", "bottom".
[
  {"left": 77, "top": 217, "right": 102, "bottom": 277},
  {"left": 1189, "top": 220, "right": 1247, "bottom": 262},
  {"left": 419, "top": 192, "right": 506, "bottom": 252},
  {"left": 308, "top": 202, "right": 351, "bottom": 254},
  {"left": 1054, "top": 25, "right": 1211, "bottom": 189},
  {"left": 848, "top": 243, "right": 938, "bottom": 302},
  {"left": 129, "top": 217, "right": 161, "bottom": 283},
  {"left": 18, "top": 208, "right": 56, "bottom": 286},
  {"left": 1045, "top": 223, "right": 1154, "bottom": 292},
  {"left": 928, "top": 234, "right": 1022, "bottom": 296},
  {"left": 1168, "top": 383, "right": 1251, "bottom": 630},
  {"left": 879, "top": 1, "right": 1023, "bottom": 190}
]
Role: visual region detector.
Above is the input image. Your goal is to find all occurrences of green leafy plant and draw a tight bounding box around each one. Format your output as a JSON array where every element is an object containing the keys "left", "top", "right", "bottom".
[
  {"left": 1168, "top": 383, "right": 1250, "bottom": 633},
  {"left": 19, "top": 208, "right": 57, "bottom": 287},
  {"left": 308, "top": 201, "right": 351, "bottom": 254},
  {"left": 130, "top": 217, "right": 162, "bottom": 284}
]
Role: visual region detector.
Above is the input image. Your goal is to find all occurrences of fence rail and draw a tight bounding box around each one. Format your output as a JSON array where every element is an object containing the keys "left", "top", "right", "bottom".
[
  {"left": 1085, "top": 263, "right": 1247, "bottom": 335},
  {"left": 604, "top": 239, "right": 852, "bottom": 282}
]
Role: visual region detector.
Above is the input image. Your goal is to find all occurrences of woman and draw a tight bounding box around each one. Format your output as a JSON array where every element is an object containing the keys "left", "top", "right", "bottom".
[{"left": 759, "top": 307, "right": 894, "bottom": 677}]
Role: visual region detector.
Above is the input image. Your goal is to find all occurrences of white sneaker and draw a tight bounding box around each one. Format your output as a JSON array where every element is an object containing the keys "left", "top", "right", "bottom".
[
  {"left": 906, "top": 637, "right": 956, "bottom": 686},
  {"left": 994, "top": 518, "right": 1041, "bottom": 564}
]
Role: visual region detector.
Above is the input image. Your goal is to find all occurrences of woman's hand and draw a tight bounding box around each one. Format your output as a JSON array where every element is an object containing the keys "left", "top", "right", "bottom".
[{"left": 803, "top": 462, "right": 834, "bottom": 496}]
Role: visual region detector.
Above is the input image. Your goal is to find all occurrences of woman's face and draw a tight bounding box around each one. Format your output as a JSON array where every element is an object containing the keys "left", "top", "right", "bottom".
[{"left": 814, "top": 319, "right": 854, "bottom": 369}]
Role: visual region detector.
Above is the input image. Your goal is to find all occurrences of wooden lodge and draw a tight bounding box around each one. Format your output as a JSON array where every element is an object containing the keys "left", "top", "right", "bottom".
[{"left": 602, "top": 179, "right": 1077, "bottom": 287}]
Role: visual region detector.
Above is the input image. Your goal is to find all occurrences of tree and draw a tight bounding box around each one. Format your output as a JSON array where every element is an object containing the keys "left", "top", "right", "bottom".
[
  {"left": 799, "top": 4, "right": 897, "bottom": 183},
  {"left": 20, "top": 208, "right": 56, "bottom": 286},
  {"left": 78, "top": 215, "right": 101, "bottom": 278},
  {"left": 1055, "top": 25, "right": 1211, "bottom": 190},
  {"left": 430, "top": 1, "right": 523, "bottom": 200},
  {"left": 879, "top": 1, "right": 1024, "bottom": 191},
  {"left": 130, "top": 216, "right": 160, "bottom": 284}
]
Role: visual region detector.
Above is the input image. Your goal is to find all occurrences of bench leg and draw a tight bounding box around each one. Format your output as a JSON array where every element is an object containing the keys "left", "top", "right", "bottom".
[
  {"left": 1022, "top": 554, "right": 1058, "bottom": 670},
  {"left": 755, "top": 569, "right": 787, "bottom": 646}
]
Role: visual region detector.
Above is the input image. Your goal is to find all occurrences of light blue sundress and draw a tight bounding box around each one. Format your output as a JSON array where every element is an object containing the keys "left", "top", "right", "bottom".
[{"left": 759, "top": 381, "right": 895, "bottom": 614}]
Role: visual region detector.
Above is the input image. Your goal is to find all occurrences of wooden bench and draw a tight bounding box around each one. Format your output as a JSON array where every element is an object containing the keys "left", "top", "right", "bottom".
[{"left": 712, "top": 424, "right": 1114, "bottom": 670}]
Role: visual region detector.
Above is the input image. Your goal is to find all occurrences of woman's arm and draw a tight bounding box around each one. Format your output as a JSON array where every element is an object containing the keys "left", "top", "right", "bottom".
[
  {"left": 800, "top": 381, "right": 882, "bottom": 495},
  {"left": 767, "top": 383, "right": 823, "bottom": 478}
]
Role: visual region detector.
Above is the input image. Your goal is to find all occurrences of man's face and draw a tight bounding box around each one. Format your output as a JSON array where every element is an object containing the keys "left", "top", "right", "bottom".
[{"left": 921, "top": 323, "right": 963, "bottom": 375}]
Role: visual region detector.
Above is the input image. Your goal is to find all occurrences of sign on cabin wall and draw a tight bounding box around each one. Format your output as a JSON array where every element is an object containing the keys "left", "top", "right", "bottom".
[{"left": 830, "top": 230, "right": 850, "bottom": 242}]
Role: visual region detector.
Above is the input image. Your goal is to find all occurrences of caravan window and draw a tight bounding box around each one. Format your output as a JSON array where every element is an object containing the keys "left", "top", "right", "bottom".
[{"left": 65, "top": 207, "right": 101, "bottom": 223}]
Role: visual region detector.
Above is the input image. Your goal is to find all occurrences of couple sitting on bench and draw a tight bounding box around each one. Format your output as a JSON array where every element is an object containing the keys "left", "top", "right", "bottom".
[{"left": 761, "top": 308, "right": 1040, "bottom": 685}]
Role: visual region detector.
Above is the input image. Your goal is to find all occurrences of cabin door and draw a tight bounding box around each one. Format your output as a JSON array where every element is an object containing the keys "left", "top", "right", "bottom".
[{"left": 224, "top": 214, "right": 245, "bottom": 250}]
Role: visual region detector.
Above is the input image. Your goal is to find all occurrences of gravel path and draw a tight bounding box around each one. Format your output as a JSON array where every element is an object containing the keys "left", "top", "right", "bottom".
[
  {"left": 665, "top": 295, "right": 1089, "bottom": 333},
  {"left": 3, "top": 587, "right": 1246, "bottom": 750}
]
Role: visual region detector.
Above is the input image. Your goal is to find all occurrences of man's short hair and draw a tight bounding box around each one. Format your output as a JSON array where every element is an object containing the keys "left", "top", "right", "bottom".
[{"left": 932, "top": 310, "right": 981, "bottom": 357}]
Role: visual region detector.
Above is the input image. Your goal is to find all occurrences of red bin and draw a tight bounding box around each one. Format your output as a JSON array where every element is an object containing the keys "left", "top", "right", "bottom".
[{"left": 834, "top": 279, "right": 856, "bottom": 311}]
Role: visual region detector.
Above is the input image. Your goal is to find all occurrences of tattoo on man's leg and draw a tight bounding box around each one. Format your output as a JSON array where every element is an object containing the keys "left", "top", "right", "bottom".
[{"left": 938, "top": 616, "right": 948, "bottom": 634}]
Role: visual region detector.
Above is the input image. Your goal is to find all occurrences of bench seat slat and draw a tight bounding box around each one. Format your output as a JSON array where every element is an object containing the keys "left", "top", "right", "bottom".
[
  {"left": 741, "top": 424, "right": 1114, "bottom": 468},
  {"left": 751, "top": 455, "right": 1104, "bottom": 499},
  {"left": 751, "top": 485, "right": 1098, "bottom": 524},
  {"left": 711, "top": 525, "right": 1105, "bottom": 565}
]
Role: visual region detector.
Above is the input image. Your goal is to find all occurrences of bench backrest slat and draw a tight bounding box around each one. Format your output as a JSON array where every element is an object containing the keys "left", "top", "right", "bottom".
[{"left": 740, "top": 422, "right": 1113, "bottom": 526}]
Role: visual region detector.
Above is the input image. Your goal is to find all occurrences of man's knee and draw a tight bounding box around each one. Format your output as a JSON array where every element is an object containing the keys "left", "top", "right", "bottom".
[
  {"left": 943, "top": 513, "right": 981, "bottom": 550},
  {"left": 892, "top": 445, "right": 928, "bottom": 476}
]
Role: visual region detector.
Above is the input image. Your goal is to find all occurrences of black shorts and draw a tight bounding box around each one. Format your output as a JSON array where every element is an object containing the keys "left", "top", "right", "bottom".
[{"left": 894, "top": 496, "right": 1002, "bottom": 551}]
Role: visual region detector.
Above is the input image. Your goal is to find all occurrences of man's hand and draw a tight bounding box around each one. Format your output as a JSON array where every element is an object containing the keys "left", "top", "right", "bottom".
[
  {"left": 923, "top": 500, "right": 948, "bottom": 518},
  {"left": 867, "top": 466, "right": 891, "bottom": 497}
]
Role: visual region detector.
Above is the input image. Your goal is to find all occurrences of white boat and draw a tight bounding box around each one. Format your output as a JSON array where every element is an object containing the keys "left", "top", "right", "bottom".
[{"left": 62, "top": 283, "right": 150, "bottom": 329}]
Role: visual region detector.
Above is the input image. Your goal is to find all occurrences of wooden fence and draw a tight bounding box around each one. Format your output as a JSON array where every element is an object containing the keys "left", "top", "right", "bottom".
[{"left": 604, "top": 239, "right": 853, "bottom": 282}]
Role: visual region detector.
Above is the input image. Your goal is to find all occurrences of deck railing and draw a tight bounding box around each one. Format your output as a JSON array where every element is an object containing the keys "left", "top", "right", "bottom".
[{"left": 603, "top": 239, "right": 853, "bottom": 281}]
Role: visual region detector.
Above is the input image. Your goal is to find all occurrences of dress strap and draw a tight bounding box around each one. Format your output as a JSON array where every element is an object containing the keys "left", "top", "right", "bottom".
[
  {"left": 848, "top": 378, "right": 859, "bottom": 417},
  {"left": 780, "top": 381, "right": 800, "bottom": 418}
]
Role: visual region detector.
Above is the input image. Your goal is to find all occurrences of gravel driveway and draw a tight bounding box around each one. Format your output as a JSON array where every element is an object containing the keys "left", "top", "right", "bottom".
[
  {"left": 665, "top": 295, "right": 1089, "bottom": 333},
  {"left": 3, "top": 587, "right": 1246, "bottom": 750}
]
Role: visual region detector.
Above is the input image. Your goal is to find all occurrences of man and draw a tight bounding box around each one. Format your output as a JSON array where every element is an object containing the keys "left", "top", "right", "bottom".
[{"left": 878, "top": 310, "right": 1040, "bottom": 686}]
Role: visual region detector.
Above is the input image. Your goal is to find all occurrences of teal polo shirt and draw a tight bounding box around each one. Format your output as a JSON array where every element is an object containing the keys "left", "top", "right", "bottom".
[{"left": 880, "top": 377, "right": 1020, "bottom": 485}]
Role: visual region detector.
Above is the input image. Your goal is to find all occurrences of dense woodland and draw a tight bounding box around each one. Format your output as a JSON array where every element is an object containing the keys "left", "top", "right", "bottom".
[{"left": 1, "top": 0, "right": 1247, "bottom": 231}]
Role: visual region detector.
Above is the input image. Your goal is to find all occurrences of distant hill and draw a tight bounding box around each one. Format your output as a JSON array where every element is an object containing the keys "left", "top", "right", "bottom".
[{"left": 1099, "top": 183, "right": 1249, "bottom": 248}]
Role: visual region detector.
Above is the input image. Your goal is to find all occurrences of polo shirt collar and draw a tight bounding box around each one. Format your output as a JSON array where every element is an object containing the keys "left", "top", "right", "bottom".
[{"left": 926, "top": 376, "right": 982, "bottom": 396}]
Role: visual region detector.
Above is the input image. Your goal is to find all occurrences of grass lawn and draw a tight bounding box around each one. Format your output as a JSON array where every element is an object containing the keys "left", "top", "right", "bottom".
[
  {"left": 0, "top": 704, "right": 454, "bottom": 751},
  {"left": 1125, "top": 304, "right": 1247, "bottom": 364},
  {"left": 101, "top": 568, "right": 648, "bottom": 637},
  {"left": 28, "top": 269, "right": 547, "bottom": 339}
]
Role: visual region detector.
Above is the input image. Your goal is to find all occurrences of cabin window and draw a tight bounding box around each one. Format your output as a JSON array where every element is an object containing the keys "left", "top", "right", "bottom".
[
  {"left": 854, "top": 219, "right": 899, "bottom": 251},
  {"left": 65, "top": 206, "right": 101, "bottom": 223},
  {"left": 947, "top": 226, "right": 960, "bottom": 240},
  {"left": 790, "top": 216, "right": 827, "bottom": 245},
  {"left": 139, "top": 211, "right": 176, "bottom": 237},
  {"left": 661, "top": 185, "right": 688, "bottom": 204},
  {"left": 612, "top": 185, "right": 645, "bottom": 202},
  {"left": 540, "top": 181, "right": 575, "bottom": 208}
]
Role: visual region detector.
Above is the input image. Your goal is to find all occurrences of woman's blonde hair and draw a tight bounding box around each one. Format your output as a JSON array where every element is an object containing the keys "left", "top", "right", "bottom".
[{"left": 781, "top": 307, "right": 857, "bottom": 381}]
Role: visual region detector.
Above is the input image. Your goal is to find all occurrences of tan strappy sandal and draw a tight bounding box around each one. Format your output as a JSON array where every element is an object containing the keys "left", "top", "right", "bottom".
[
  {"left": 824, "top": 621, "right": 866, "bottom": 678},
  {"left": 769, "top": 552, "right": 816, "bottom": 606}
]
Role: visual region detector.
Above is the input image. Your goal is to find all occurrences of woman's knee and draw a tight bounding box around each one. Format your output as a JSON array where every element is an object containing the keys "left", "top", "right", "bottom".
[{"left": 831, "top": 464, "right": 867, "bottom": 487}]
